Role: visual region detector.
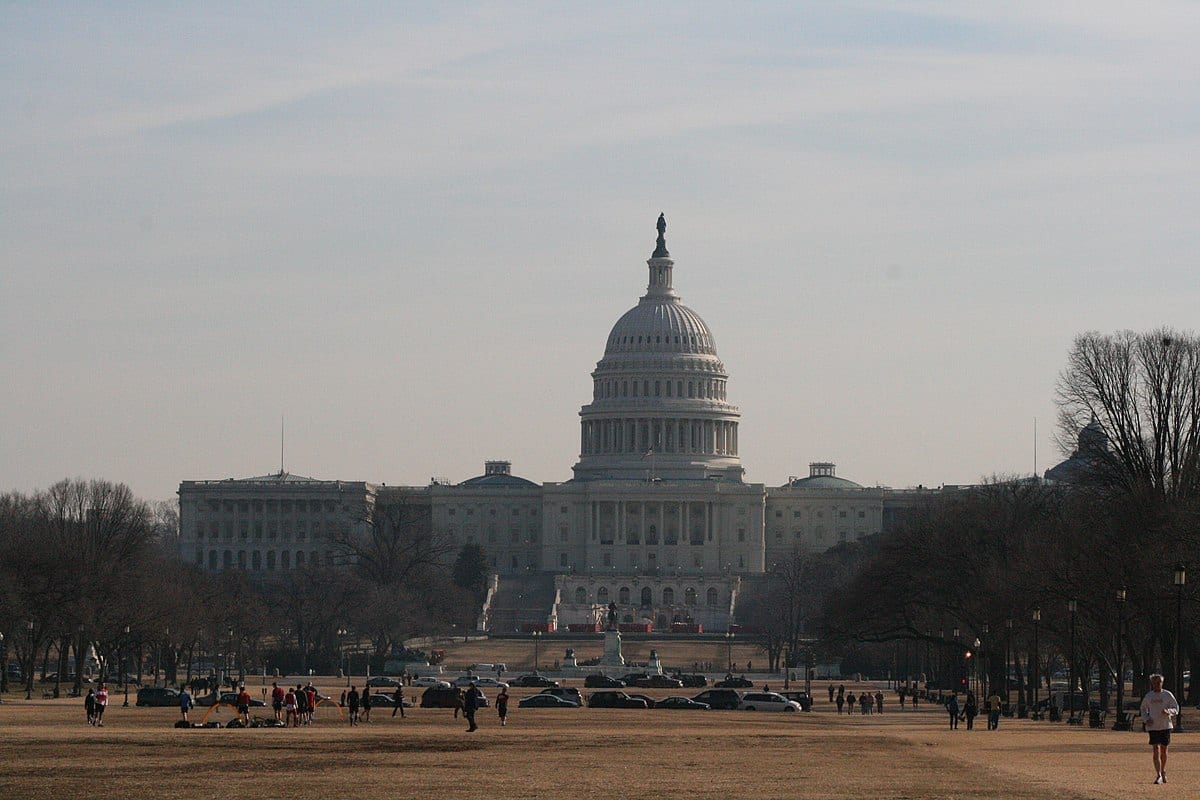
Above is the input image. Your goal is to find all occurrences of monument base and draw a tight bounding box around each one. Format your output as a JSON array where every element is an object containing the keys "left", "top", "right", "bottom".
[{"left": 599, "top": 629, "right": 625, "bottom": 667}]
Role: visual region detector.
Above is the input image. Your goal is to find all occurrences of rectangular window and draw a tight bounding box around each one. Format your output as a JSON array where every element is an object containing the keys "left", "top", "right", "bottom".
[
  {"left": 560, "top": 505, "right": 568, "bottom": 514},
  {"left": 858, "top": 510, "right": 866, "bottom": 518},
  {"left": 603, "top": 553, "right": 612, "bottom": 566},
  {"left": 793, "top": 511, "right": 801, "bottom": 518},
  {"left": 737, "top": 528, "right": 745, "bottom": 542}
]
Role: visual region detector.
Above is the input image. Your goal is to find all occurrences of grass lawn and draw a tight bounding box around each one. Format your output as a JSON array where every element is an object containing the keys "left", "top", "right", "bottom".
[{"left": 0, "top": 681, "right": 1190, "bottom": 799}]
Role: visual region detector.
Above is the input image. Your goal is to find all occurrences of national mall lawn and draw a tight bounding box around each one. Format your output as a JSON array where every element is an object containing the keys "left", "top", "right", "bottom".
[{"left": 0, "top": 681, "right": 1190, "bottom": 800}]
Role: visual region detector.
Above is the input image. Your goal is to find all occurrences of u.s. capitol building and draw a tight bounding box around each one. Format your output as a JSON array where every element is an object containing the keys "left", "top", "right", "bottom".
[{"left": 179, "top": 216, "right": 946, "bottom": 631}]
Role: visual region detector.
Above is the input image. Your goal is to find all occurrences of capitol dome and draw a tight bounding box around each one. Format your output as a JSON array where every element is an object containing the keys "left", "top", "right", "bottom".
[{"left": 572, "top": 215, "right": 743, "bottom": 482}]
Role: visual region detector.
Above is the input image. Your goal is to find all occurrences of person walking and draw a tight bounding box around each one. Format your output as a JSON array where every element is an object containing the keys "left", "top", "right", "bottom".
[
  {"left": 835, "top": 690, "right": 845, "bottom": 714},
  {"left": 179, "top": 686, "right": 194, "bottom": 724},
  {"left": 875, "top": 690, "right": 884, "bottom": 714},
  {"left": 963, "top": 692, "right": 978, "bottom": 730},
  {"left": 347, "top": 686, "right": 360, "bottom": 726},
  {"left": 453, "top": 686, "right": 465, "bottom": 720},
  {"left": 496, "top": 687, "right": 510, "bottom": 726},
  {"left": 945, "top": 693, "right": 960, "bottom": 730},
  {"left": 986, "top": 690, "right": 1002, "bottom": 730},
  {"left": 295, "top": 684, "right": 309, "bottom": 725},
  {"left": 94, "top": 684, "right": 109, "bottom": 726},
  {"left": 84, "top": 688, "right": 96, "bottom": 726},
  {"left": 392, "top": 685, "right": 405, "bottom": 718},
  {"left": 361, "top": 686, "right": 373, "bottom": 723},
  {"left": 844, "top": 692, "right": 855, "bottom": 715},
  {"left": 1141, "top": 673, "right": 1180, "bottom": 784},
  {"left": 859, "top": 692, "right": 870, "bottom": 715},
  {"left": 828, "top": 684, "right": 835, "bottom": 703},
  {"left": 463, "top": 682, "right": 479, "bottom": 732},
  {"left": 304, "top": 684, "right": 317, "bottom": 724}
]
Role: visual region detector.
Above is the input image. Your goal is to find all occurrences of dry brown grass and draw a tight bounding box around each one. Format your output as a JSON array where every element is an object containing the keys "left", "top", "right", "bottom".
[{"left": 1, "top": 682, "right": 1193, "bottom": 799}]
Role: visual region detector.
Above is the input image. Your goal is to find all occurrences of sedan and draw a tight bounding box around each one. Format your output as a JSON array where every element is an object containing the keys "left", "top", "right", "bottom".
[
  {"left": 715, "top": 676, "right": 755, "bottom": 688},
  {"left": 509, "top": 674, "right": 560, "bottom": 688},
  {"left": 628, "top": 693, "right": 656, "bottom": 709},
  {"left": 452, "top": 676, "right": 509, "bottom": 689},
  {"left": 519, "top": 694, "right": 579, "bottom": 709},
  {"left": 584, "top": 674, "right": 625, "bottom": 688},
  {"left": 540, "top": 687, "right": 583, "bottom": 703},
  {"left": 366, "top": 676, "right": 402, "bottom": 688},
  {"left": 136, "top": 687, "right": 181, "bottom": 707},
  {"left": 633, "top": 675, "right": 683, "bottom": 689},
  {"left": 195, "top": 692, "right": 266, "bottom": 708},
  {"left": 587, "top": 691, "right": 649, "bottom": 709},
  {"left": 738, "top": 692, "right": 801, "bottom": 712},
  {"left": 411, "top": 677, "right": 451, "bottom": 688},
  {"left": 657, "top": 696, "right": 710, "bottom": 710}
]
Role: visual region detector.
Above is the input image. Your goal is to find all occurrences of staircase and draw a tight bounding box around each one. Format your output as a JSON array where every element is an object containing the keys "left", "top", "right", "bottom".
[{"left": 487, "top": 574, "right": 558, "bottom": 632}]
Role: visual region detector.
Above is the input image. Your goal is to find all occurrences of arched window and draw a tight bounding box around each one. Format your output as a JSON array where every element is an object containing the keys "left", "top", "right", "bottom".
[
  {"left": 223, "top": 550, "right": 232, "bottom": 568},
  {"left": 209, "top": 550, "right": 218, "bottom": 570},
  {"left": 252, "top": 551, "right": 261, "bottom": 571},
  {"left": 575, "top": 587, "right": 587, "bottom": 604},
  {"left": 706, "top": 587, "right": 719, "bottom": 606},
  {"left": 641, "top": 587, "right": 653, "bottom": 606},
  {"left": 646, "top": 524, "right": 659, "bottom": 545},
  {"left": 597, "top": 587, "right": 609, "bottom": 604},
  {"left": 684, "top": 587, "right": 697, "bottom": 606},
  {"left": 619, "top": 586, "right": 630, "bottom": 604},
  {"left": 296, "top": 550, "right": 305, "bottom": 567},
  {"left": 281, "top": 550, "right": 291, "bottom": 569},
  {"left": 662, "top": 587, "right": 675, "bottom": 605},
  {"left": 266, "top": 551, "right": 276, "bottom": 569}
]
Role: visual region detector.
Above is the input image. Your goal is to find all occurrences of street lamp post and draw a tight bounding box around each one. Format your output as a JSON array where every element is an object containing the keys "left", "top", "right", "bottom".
[
  {"left": 533, "top": 630, "right": 541, "bottom": 673},
  {"left": 0, "top": 632, "right": 6, "bottom": 696},
  {"left": 122, "top": 626, "right": 131, "bottom": 707},
  {"left": 784, "top": 647, "right": 791, "bottom": 690},
  {"left": 1068, "top": 599, "right": 1077, "bottom": 723},
  {"left": 25, "top": 621, "right": 34, "bottom": 701},
  {"left": 1032, "top": 608, "right": 1041, "bottom": 719},
  {"left": 952, "top": 628, "right": 961, "bottom": 694},
  {"left": 1174, "top": 564, "right": 1186, "bottom": 732},
  {"left": 973, "top": 637, "right": 982, "bottom": 701},
  {"left": 1113, "top": 588, "right": 1128, "bottom": 730},
  {"left": 725, "top": 631, "right": 733, "bottom": 673},
  {"left": 1005, "top": 619, "right": 1013, "bottom": 709},
  {"left": 336, "top": 627, "right": 349, "bottom": 687}
]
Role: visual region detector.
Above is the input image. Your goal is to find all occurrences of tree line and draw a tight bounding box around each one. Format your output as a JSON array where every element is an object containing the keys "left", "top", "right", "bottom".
[
  {"left": 0, "top": 481, "right": 482, "bottom": 697},
  {"left": 817, "top": 328, "right": 1200, "bottom": 711}
]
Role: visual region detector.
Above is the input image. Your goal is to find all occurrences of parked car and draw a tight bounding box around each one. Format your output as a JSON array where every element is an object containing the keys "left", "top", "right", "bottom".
[
  {"left": 584, "top": 674, "right": 625, "bottom": 688},
  {"left": 519, "top": 694, "right": 579, "bottom": 709},
  {"left": 411, "top": 676, "right": 451, "bottom": 688},
  {"left": 778, "top": 691, "right": 813, "bottom": 711},
  {"left": 195, "top": 692, "right": 266, "bottom": 708},
  {"left": 136, "top": 687, "right": 181, "bottom": 707},
  {"left": 739, "top": 691, "right": 801, "bottom": 712},
  {"left": 587, "top": 690, "right": 649, "bottom": 709},
  {"left": 452, "top": 676, "right": 509, "bottom": 689},
  {"left": 692, "top": 689, "right": 742, "bottom": 710},
  {"left": 421, "top": 686, "right": 490, "bottom": 709},
  {"left": 366, "top": 676, "right": 402, "bottom": 688},
  {"left": 677, "top": 674, "right": 708, "bottom": 688},
  {"left": 657, "top": 696, "right": 710, "bottom": 710},
  {"left": 634, "top": 675, "right": 683, "bottom": 689},
  {"left": 620, "top": 672, "right": 650, "bottom": 685},
  {"left": 714, "top": 676, "right": 754, "bottom": 688},
  {"left": 628, "top": 693, "right": 657, "bottom": 708},
  {"left": 540, "top": 687, "right": 583, "bottom": 703},
  {"left": 509, "top": 674, "right": 559, "bottom": 688},
  {"left": 363, "top": 694, "right": 413, "bottom": 709}
]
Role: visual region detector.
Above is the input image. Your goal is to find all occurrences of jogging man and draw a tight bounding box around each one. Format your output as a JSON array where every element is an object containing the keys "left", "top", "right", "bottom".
[{"left": 1140, "top": 673, "right": 1180, "bottom": 784}]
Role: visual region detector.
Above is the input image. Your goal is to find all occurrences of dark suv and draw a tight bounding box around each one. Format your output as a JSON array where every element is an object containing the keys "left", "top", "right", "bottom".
[
  {"left": 421, "top": 687, "right": 489, "bottom": 709},
  {"left": 692, "top": 689, "right": 742, "bottom": 710},
  {"left": 587, "top": 691, "right": 649, "bottom": 709},
  {"left": 677, "top": 674, "right": 708, "bottom": 688},
  {"left": 541, "top": 687, "right": 583, "bottom": 703},
  {"left": 634, "top": 674, "right": 684, "bottom": 689},
  {"left": 510, "top": 674, "right": 559, "bottom": 688}
]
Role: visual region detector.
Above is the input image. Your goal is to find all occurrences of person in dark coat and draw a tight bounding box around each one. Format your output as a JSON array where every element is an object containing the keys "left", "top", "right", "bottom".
[{"left": 463, "top": 682, "right": 479, "bottom": 732}]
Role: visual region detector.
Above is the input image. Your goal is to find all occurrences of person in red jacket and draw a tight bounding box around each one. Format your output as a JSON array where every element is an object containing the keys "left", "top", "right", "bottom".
[
  {"left": 236, "top": 686, "right": 252, "bottom": 726},
  {"left": 94, "top": 684, "right": 109, "bottom": 727},
  {"left": 271, "top": 682, "right": 285, "bottom": 722}
]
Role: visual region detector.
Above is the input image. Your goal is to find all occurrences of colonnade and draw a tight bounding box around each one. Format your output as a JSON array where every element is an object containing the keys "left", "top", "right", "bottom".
[{"left": 580, "top": 417, "right": 738, "bottom": 457}]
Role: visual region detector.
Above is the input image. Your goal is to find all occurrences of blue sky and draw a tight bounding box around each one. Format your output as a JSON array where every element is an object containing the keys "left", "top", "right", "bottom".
[{"left": 3, "top": 2, "right": 1199, "bottom": 500}]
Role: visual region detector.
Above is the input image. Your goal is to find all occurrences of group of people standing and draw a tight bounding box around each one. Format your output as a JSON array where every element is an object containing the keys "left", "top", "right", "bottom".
[{"left": 832, "top": 685, "right": 884, "bottom": 715}]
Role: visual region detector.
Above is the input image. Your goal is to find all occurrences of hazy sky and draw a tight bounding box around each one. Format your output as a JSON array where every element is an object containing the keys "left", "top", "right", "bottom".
[{"left": 4, "top": 3, "right": 1199, "bottom": 502}]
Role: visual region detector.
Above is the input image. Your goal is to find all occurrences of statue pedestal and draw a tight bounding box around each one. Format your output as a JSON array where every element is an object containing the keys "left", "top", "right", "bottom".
[
  {"left": 599, "top": 630, "right": 625, "bottom": 667},
  {"left": 647, "top": 648, "right": 662, "bottom": 675}
]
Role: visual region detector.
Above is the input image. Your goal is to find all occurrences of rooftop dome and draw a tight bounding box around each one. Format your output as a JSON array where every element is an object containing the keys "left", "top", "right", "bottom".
[
  {"left": 604, "top": 301, "right": 716, "bottom": 356},
  {"left": 784, "top": 463, "right": 863, "bottom": 490},
  {"left": 459, "top": 460, "right": 538, "bottom": 488}
]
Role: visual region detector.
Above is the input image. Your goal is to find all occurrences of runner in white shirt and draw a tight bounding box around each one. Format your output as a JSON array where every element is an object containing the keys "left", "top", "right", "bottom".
[{"left": 1140, "top": 673, "right": 1180, "bottom": 784}]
